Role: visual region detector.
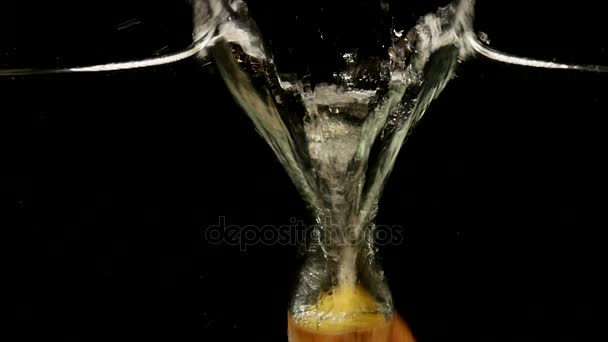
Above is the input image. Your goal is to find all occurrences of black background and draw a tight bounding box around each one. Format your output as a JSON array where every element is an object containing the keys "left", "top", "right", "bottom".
[{"left": 3, "top": 1, "right": 606, "bottom": 341}]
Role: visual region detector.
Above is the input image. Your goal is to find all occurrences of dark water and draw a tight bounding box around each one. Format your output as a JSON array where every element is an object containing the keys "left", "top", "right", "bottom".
[{"left": 2, "top": 1, "right": 606, "bottom": 341}]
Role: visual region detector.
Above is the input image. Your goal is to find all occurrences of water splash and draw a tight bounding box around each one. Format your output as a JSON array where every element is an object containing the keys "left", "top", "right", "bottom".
[
  {"left": 207, "top": 0, "right": 478, "bottom": 312},
  {"left": 464, "top": 31, "right": 608, "bottom": 72},
  {"left": 2, "top": 0, "right": 605, "bottom": 328},
  {"left": 0, "top": 37, "right": 211, "bottom": 76},
  {"left": 0, "top": 0, "right": 605, "bottom": 76}
]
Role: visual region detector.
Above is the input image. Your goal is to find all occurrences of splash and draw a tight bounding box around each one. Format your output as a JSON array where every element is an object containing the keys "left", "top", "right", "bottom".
[
  {"left": 1, "top": 0, "right": 605, "bottom": 332},
  {"left": 204, "top": 1, "right": 480, "bottom": 316},
  {"left": 0, "top": 0, "right": 605, "bottom": 76}
]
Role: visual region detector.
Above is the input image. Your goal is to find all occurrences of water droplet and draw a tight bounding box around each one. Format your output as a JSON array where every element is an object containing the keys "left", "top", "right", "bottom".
[{"left": 478, "top": 32, "right": 490, "bottom": 45}]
